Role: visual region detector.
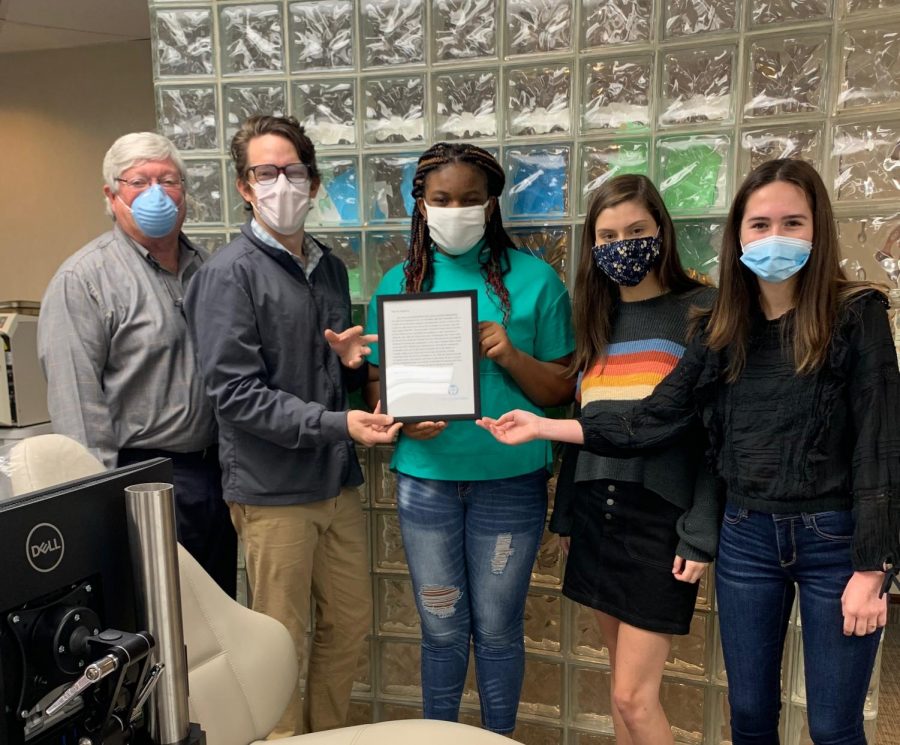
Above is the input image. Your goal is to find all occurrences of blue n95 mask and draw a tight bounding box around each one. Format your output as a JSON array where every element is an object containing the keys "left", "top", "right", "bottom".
[
  {"left": 740, "top": 235, "right": 812, "bottom": 283},
  {"left": 126, "top": 184, "right": 181, "bottom": 238}
]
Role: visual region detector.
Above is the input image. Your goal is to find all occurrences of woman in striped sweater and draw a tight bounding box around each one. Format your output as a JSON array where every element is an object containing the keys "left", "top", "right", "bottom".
[{"left": 549, "top": 175, "right": 719, "bottom": 745}]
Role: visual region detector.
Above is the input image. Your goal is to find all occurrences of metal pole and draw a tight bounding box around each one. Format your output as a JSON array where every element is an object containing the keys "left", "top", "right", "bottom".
[{"left": 125, "top": 482, "right": 190, "bottom": 745}]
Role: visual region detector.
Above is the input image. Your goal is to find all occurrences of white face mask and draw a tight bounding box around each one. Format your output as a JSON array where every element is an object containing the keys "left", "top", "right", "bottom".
[
  {"left": 252, "top": 174, "right": 310, "bottom": 235},
  {"left": 424, "top": 201, "right": 489, "bottom": 256}
]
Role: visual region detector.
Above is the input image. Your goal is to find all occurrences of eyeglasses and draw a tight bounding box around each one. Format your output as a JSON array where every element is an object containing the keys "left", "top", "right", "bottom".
[
  {"left": 247, "top": 163, "right": 310, "bottom": 185},
  {"left": 116, "top": 176, "right": 185, "bottom": 194}
]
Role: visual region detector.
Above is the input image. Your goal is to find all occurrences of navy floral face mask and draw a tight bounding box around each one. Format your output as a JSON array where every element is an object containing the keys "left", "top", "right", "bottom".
[{"left": 591, "top": 233, "right": 662, "bottom": 287}]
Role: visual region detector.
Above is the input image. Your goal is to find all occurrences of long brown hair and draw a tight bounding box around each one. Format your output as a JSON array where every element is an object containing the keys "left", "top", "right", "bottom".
[
  {"left": 708, "top": 158, "right": 879, "bottom": 381},
  {"left": 570, "top": 174, "right": 702, "bottom": 375},
  {"left": 404, "top": 143, "right": 515, "bottom": 324}
]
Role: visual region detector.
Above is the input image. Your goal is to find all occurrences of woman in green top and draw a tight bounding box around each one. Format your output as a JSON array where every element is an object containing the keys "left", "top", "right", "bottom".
[{"left": 365, "top": 143, "right": 574, "bottom": 733}]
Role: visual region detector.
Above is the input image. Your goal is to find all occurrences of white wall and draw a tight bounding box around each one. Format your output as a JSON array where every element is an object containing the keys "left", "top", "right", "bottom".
[{"left": 0, "top": 40, "right": 156, "bottom": 302}]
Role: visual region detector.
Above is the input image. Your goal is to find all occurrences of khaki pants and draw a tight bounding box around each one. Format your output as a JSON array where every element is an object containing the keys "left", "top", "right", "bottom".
[{"left": 229, "top": 489, "right": 372, "bottom": 737}]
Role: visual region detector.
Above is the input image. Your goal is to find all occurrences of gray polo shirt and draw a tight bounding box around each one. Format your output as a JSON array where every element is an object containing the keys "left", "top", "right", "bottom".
[{"left": 38, "top": 225, "right": 217, "bottom": 466}]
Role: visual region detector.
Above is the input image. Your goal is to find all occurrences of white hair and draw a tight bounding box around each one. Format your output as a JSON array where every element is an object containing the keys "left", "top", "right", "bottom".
[{"left": 102, "top": 132, "right": 187, "bottom": 218}]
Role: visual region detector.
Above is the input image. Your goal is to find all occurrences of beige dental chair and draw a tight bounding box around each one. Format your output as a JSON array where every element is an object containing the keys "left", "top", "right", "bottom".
[{"left": 6, "top": 434, "right": 510, "bottom": 745}]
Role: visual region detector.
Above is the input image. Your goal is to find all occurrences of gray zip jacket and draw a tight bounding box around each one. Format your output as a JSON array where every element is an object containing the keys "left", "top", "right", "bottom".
[{"left": 183, "top": 224, "right": 365, "bottom": 505}]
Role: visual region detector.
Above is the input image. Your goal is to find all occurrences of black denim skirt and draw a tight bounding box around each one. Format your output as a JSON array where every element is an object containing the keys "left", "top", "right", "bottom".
[{"left": 562, "top": 480, "right": 698, "bottom": 635}]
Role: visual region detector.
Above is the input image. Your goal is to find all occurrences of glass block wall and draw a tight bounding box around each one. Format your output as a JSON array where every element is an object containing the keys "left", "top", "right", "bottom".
[{"left": 148, "top": 0, "right": 900, "bottom": 741}]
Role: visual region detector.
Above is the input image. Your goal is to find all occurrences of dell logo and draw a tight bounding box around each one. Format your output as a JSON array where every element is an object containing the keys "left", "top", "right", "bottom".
[{"left": 25, "top": 523, "right": 65, "bottom": 573}]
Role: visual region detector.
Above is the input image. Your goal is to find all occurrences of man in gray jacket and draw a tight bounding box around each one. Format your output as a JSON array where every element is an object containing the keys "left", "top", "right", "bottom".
[
  {"left": 38, "top": 132, "right": 237, "bottom": 597},
  {"left": 184, "top": 115, "right": 399, "bottom": 737}
]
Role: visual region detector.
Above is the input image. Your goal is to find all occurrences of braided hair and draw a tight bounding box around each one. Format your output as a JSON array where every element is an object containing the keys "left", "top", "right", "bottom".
[{"left": 404, "top": 142, "right": 516, "bottom": 325}]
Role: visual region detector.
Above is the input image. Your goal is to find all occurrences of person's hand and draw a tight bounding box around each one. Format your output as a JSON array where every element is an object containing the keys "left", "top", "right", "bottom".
[
  {"left": 842, "top": 571, "right": 889, "bottom": 636},
  {"left": 559, "top": 536, "right": 571, "bottom": 556},
  {"left": 403, "top": 421, "right": 447, "bottom": 440},
  {"left": 672, "top": 556, "right": 708, "bottom": 584},
  {"left": 347, "top": 403, "right": 402, "bottom": 447},
  {"left": 476, "top": 410, "right": 542, "bottom": 445},
  {"left": 479, "top": 321, "right": 519, "bottom": 368},
  {"left": 325, "top": 326, "right": 377, "bottom": 369}
]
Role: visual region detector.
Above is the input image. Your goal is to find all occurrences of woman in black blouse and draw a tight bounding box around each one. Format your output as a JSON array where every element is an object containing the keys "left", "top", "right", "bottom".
[{"left": 478, "top": 159, "right": 899, "bottom": 744}]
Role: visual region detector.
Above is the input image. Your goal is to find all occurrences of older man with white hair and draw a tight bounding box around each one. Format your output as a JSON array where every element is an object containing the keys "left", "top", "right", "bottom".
[{"left": 38, "top": 132, "right": 237, "bottom": 597}]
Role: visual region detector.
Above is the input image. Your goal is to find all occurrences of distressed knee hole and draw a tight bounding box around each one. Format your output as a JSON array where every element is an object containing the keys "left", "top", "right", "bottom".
[
  {"left": 420, "top": 585, "right": 461, "bottom": 618},
  {"left": 491, "top": 533, "right": 514, "bottom": 574}
]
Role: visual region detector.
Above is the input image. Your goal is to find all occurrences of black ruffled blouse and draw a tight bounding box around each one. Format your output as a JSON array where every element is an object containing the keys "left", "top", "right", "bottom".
[{"left": 579, "top": 291, "right": 900, "bottom": 571}]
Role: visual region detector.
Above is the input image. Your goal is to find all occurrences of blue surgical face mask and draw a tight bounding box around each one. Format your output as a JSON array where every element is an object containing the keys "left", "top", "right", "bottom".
[
  {"left": 124, "top": 184, "right": 181, "bottom": 238},
  {"left": 591, "top": 232, "right": 662, "bottom": 287},
  {"left": 739, "top": 235, "right": 812, "bottom": 283}
]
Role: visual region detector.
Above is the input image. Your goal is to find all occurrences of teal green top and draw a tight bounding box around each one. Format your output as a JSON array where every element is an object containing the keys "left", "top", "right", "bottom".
[{"left": 366, "top": 241, "right": 575, "bottom": 481}]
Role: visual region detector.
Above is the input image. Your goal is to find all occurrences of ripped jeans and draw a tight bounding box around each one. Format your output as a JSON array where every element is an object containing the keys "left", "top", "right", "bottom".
[{"left": 396, "top": 469, "right": 548, "bottom": 733}]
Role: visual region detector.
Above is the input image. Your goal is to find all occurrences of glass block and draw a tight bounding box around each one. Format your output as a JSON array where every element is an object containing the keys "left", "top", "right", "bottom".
[
  {"left": 153, "top": 8, "right": 214, "bottom": 77},
  {"left": 506, "top": 0, "right": 573, "bottom": 56},
  {"left": 308, "top": 157, "right": 360, "bottom": 228},
  {"left": 157, "top": 86, "right": 218, "bottom": 152},
  {"left": 186, "top": 232, "right": 228, "bottom": 255},
  {"left": 580, "top": 141, "right": 650, "bottom": 214},
  {"left": 520, "top": 658, "right": 563, "bottom": 719},
  {"left": 314, "top": 231, "right": 363, "bottom": 299},
  {"left": 219, "top": 4, "right": 284, "bottom": 76},
  {"left": 509, "top": 226, "right": 571, "bottom": 285},
  {"left": 362, "top": 0, "right": 425, "bottom": 68},
  {"left": 675, "top": 219, "right": 724, "bottom": 284},
  {"left": 223, "top": 83, "right": 286, "bottom": 142},
  {"left": 226, "top": 161, "right": 248, "bottom": 226},
  {"left": 571, "top": 733, "right": 617, "bottom": 745},
  {"left": 288, "top": 0, "right": 353, "bottom": 71},
  {"left": 379, "top": 703, "right": 423, "bottom": 719},
  {"left": 582, "top": 56, "right": 652, "bottom": 133},
  {"left": 377, "top": 576, "right": 420, "bottom": 636},
  {"left": 664, "top": 0, "right": 738, "bottom": 37},
  {"left": 292, "top": 79, "right": 357, "bottom": 147},
  {"left": 844, "top": 0, "right": 900, "bottom": 11},
  {"left": 744, "top": 34, "right": 829, "bottom": 118},
  {"left": 667, "top": 611, "right": 709, "bottom": 679},
  {"left": 660, "top": 679, "right": 705, "bottom": 743},
  {"left": 832, "top": 120, "right": 900, "bottom": 201},
  {"left": 511, "top": 721, "right": 563, "bottom": 745},
  {"left": 660, "top": 45, "right": 736, "bottom": 126},
  {"left": 570, "top": 601, "right": 610, "bottom": 662},
  {"left": 364, "top": 76, "right": 425, "bottom": 145},
  {"left": 433, "top": 70, "right": 498, "bottom": 141},
  {"left": 505, "top": 146, "right": 570, "bottom": 219},
  {"left": 355, "top": 445, "right": 369, "bottom": 504},
  {"left": 507, "top": 65, "right": 571, "bottom": 137},
  {"left": 838, "top": 27, "right": 900, "bottom": 110},
  {"left": 345, "top": 700, "right": 373, "bottom": 725},
  {"left": 582, "top": 0, "right": 652, "bottom": 48},
  {"left": 837, "top": 212, "right": 900, "bottom": 287},
  {"left": 570, "top": 666, "right": 614, "bottom": 730},
  {"left": 740, "top": 126, "right": 823, "bottom": 178},
  {"left": 524, "top": 592, "right": 562, "bottom": 653},
  {"left": 751, "top": 0, "right": 830, "bottom": 25},
  {"left": 433, "top": 0, "right": 497, "bottom": 61},
  {"left": 375, "top": 510, "right": 408, "bottom": 571},
  {"left": 696, "top": 563, "right": 712, "bottom": 610},
  {"left": 364, "top": 153, "right": 419, "bottom": 222},
  {"left": 378, "top": 640, "right": 421, "bottom": 699},
  {"left": 711, "top": 687, "right": 731, "bottom": 743},
  {"left": 353, "top": 638, "right": 372, "bottom": 691},
  {"left": 185, "top": 159, "right": 224, "bottom": 225},
  {"left": 373, "top": 445, "right": 398, "bottom": 505},
  {"left": 365, "top": 231, "right": 410, "bottom": 296},
  {"left": 657, "top": 135, "right": 731, "bottom": 214}
]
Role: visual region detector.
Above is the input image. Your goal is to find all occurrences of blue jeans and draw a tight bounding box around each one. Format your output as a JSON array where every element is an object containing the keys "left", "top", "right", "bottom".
[
  {"left": 396, "top": 469, "right": 548, "bottom": 734},
  {"left": 716, "top": 505, "right": 882, "bottom": 745}
]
